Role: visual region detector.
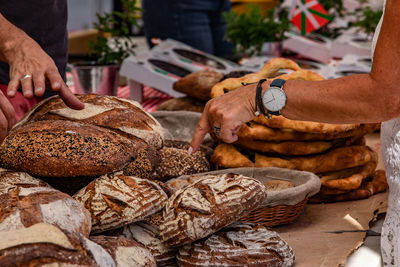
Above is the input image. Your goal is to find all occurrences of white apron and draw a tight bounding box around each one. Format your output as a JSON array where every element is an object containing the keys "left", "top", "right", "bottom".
[{"left": 373, "top": 1, "right": 400, "bottom": 265}]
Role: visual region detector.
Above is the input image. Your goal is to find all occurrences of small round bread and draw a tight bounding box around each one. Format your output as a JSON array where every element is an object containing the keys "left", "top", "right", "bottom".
[
  {"left": 264, "top": 180, "right": 295, "bottom": 191},
  {"left": 160, "top": 173, "right": 267, "bottom": 247},
  {"left": 154, "top": 140, "right": 211, "bottom": 182},
  {"left": 177, "top": 222, "right": 295, "bottom": 267}
]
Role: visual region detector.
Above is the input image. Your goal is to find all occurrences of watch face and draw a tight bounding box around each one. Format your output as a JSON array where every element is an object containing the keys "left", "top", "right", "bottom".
[{"left": 262, "top": 87, "right": 287, "bottom": 112}]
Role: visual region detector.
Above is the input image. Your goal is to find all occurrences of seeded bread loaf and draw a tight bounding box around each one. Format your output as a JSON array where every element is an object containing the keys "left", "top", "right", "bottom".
[
  {"left": 15, "top": 94, "right": 165, "bottom": 148},
  {"left": 160, "top": 173, "right": 267, "bottom": 247},
  {"left": 0, "top": 120, "right": 158, "bottom": 179},
  {"left": 90, "top": 235, "right": 157, "bottom": 267},
  {"left": 0, "top": 172, "right": 91, "bottom": 236},
  {"left": 154, "top": 140, "right": 211, "bottom": 181},
  {"left": 0, "top": 223, "right": 116, "bottom": 267},
  {"left": 122, "top": 222, "right": 177, "bottom": 266},
  {"left": 177, "top": 222, "right": 295, "bottom": 267},
  {"left": 73, "top": 172, "right": 168, "bottom": 233}
]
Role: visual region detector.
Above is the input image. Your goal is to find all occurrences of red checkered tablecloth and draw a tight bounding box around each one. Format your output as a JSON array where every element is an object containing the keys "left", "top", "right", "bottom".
[{"left": 67, "top": 72, "right": 173, "bottom": 112}]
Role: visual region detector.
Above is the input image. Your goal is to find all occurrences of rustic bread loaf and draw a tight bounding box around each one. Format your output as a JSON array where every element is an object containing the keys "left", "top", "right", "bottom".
[
  {"left": 173, "top": 70, "right": 224, "bottom": 101},
  {"left": 73, "top": 172, "right": 168, "bottom": 233},
  {"left": 0, "top": 174, "right": 91, "bottom": 236},
  {"left": 160, "top": 173, "right": 267, "bottom": 247},
  {"left": 154, "top": 140, "right": 211, "bottom": 181},
  {"left": 177, "top": 222, "right": 295, "bottom": 267},
  {"left": 122, "top": 222, "right": 177, "bottom": 266},
  {"left": 0, "top": 120, "right": 157, "bottom": 178},
  {"left": 15, "top": 94, "right": 165, "bottom": 148},
  {"left": 0, "top": 223, "right": 116, "bottom": 267},
  {"left": 90, "top": 235, "right": 157, "bottom": 267},
  {"left": 0, "top": 169, "right": 50, "bottom": 193}
]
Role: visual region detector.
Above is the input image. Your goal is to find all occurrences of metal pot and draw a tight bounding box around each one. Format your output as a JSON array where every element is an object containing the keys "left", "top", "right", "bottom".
[{"left": 68, "top": 62, "right": 120, "bottom": 96}]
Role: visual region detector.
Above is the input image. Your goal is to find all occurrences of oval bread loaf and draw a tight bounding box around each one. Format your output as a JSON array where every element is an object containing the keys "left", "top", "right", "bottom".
[
  {"left": 160, "top": 173, "right": 267, "bottom": 247},
  {"left": 15, "top": 94, "right": 165, "bottom": 148},
  {"left": 73, "top": 172, "right": 168, "bottom": 233},
  {"left": 0, "top": 171, "right": 91, "bottom": 237},
  {"left": 177, "top": 222, "right": 295, "bottom": 267},
  {"left": 90, "top": 235, "right": 157, "bottom": 267}
]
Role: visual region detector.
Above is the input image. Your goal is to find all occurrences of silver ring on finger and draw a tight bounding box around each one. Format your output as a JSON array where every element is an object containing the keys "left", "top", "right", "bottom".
[
  {"left": 213, "top": 125, "right": 221, "bottom": 136},
  {"left": 20, "top": 74, "right": 32, "bottom": 81}
]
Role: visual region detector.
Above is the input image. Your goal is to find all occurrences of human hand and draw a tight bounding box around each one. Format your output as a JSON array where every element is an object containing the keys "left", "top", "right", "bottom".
[
  {"left": 189, "top": 81, "right": 269, "bottom": 153},
  {"left": 5, "top": 36, "right": 84, "bottom": 110},
  {"left": 0, "top": 90, "right": 15, "bottom": 141}
]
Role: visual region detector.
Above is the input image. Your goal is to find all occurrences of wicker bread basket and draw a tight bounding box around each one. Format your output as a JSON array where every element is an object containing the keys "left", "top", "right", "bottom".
[{"left": 168, "top": 167, "right": 321, "bottom": 227}]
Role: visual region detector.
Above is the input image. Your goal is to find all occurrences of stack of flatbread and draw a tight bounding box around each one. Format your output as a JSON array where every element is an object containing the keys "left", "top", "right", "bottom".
[{"left": 210, "top": 58, "right": 388, "bottom": 203}]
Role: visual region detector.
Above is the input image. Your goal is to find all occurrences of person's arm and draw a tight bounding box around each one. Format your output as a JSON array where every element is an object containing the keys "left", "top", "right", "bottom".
[
  {"left": 189, "top": 0, "right": 399, "bottom": 153},
  {"left": 0, "top": 13, "right": 83, "bottom": 110}
]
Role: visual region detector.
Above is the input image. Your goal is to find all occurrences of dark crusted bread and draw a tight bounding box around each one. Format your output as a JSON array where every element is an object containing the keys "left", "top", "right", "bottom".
[
  {"left": 173, "top": 70, "right": 224, "bottom": 101},
  {"left": 0, "top": 223, "right": 116, "bottom": 267},
  {"left": 177, "top": 222, "right": 295, "bottom": 267},
  {"left": 0, "top": 120, "right": 158, "bottom": 178},
  {"left": 160, "top": 173, "right": 267, "bottom": 247},
  {"left": 90, "top": 235, "right": 157, "bottom": 267},
  {"left": 122, "top": 222, "right": 177, "bottom": 266},
  {"left": 156, "top": 97, "right": 205, "bottom": 113},
  {"left": 73, "top": 172, "right": 168, "bottom": 234},
  {"left": 0, "top": 171, "right": 91, "bottom": 237},
  {"left": 154, "top": 140, "right": 212, "bottom": 182},
  {"left": 15, "top": 94, "right": 165, "bottom": 148}
]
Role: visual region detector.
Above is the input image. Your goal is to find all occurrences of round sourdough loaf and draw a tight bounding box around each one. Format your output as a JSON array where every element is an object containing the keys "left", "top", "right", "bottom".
[
  {"left": 15, "top": 94, "right": 165, "bottom": 148},
  {"left": 160, "top": 173, "right": 267, "bottom": 247},
  {"left": 73, "top": 172, "right": 168, "bottom": 233},
  {"left": 154, "top": 140, "right": 211, "bottom": 181},
  {"left": 0, "top": 223, "right": 116, "bottom": 267},
  {"left": 122, "top": 222, "right": 177, "bottom": 266},
  {"left": 0, "top": 120, "right": 157, "bottom": 178},
  {"left": 90, "top": 235, "right": 157, "bottom": 267},
  {"left": 0, "top": 171, "right": 91, "bottom": 237},
  {"left": 177, "top": 222, "right": 295, "bottom": 267}
]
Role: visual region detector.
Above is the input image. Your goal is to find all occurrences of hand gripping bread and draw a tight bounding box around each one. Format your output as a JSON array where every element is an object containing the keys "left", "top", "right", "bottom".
[
  {"left": 160, "top": 173, "right": 267, "bottom": 247},
  {"left": 90, "top": 235, "right": 157, "bottom": 267},
  {"left": 0, "top": 223, "right": 116, "bottom": 267},
  {"left": 0, "top": 120, "right": 157, "bottom": 178},
  {"left": 177, "top": 222, "right": 295, "bottom": 267},
  {"left": 73, "top": 172, "right": 168, "bottom": 233},
  {"left": 0, "top": 172, "right": 91, "bottom": 237},
  {"left": 122, "top": 222, "right": 177, "bottom": 266},
  {"left": 15, "top": 94, "right": 165, "bottom": 148}
]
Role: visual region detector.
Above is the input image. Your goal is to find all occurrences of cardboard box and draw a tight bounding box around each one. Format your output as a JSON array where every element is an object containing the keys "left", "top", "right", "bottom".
[
  {"left": 151, "top": 39, "right": 240, "bottom": 74},
  {"left": 282, "top": 33, "right": 332, "bottom": 63}
]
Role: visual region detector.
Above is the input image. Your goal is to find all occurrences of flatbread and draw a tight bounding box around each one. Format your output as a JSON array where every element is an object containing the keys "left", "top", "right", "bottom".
[
  {"left": 319, "top": 159, "right": 378, "bottom": 190},
  {"left": 309, "top": 170, "right": 388, "bottom": 203},
  {"left": 238, "top": 121, "right": 379, "bottom": 142},
  {"left": 211, "top": 58, "right": 301, "bottom": 98},
  {"left": 211, "top": 143, "right": 254, "bottom": 169},
  {"left": 254, "top": 115, "right": 360, "bottom": 134},
  {"left": 255, "top": 145, "right": 377, "bottom": 173}
]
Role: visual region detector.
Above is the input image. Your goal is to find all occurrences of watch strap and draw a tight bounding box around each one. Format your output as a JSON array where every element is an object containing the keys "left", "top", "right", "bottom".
[{"left": 270, "top": 78, "right": 286, "bottom": 88}]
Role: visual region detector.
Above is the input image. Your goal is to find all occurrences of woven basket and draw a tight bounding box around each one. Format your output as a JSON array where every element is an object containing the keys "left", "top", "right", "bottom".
[
  {"left": 241, "top": 198, "right": 309, "bottom": 227},
  {"left": 168, "top": 167, "right": 321, "bottom": 227}
]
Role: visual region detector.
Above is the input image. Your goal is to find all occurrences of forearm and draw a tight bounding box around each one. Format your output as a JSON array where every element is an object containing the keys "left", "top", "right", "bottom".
[{"left": 281, "top": 73, "right": 398, "bottom": 124}]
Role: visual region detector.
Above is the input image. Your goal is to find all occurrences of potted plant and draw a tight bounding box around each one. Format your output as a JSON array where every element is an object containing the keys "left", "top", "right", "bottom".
[
  {"left": 70, "top": 0, "right": 141, "bottom": 96},
  {"left": 223, "top": 4, "right": 290, "bottom": 58}
]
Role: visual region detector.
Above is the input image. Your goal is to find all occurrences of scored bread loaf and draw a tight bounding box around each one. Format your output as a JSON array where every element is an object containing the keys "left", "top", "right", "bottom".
[
  {"left": 122, "top": 222, "right": 177, "bottom": 266},
  {"left": 160, "top": 173, "right": 267, "bottom": 247},
  {"left": 90, "top": 235, "right": 157, "bottom": 267},
  {"left": 0, "top": 223, "right": 116, "bottom": 267},
  {"left": 154, "top": 140, "right": 211, "bottom": 181},
  {"left": 15, "top": 94, "right": 165, "bottom": 148},
  {"left": 0, "top": 171, "right": 91, "bottom": 237},
  {"left": 0, "top": 120, "right": 158, "bottom": 178},
  {"left": 73, "top": 172, "right": 168, "bottom": 233},
  {"left": 177, "top": 222, "right": 295, "bottom": 267}
]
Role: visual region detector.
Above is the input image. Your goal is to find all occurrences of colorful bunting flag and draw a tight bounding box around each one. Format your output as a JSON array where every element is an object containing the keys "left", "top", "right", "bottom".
[{"left": 290, "top": 0, "right": 332, "bottom": 35}]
